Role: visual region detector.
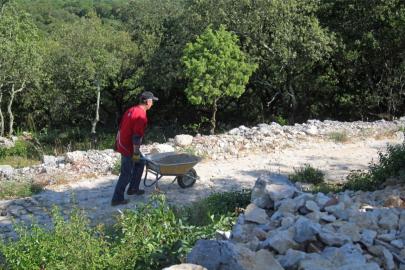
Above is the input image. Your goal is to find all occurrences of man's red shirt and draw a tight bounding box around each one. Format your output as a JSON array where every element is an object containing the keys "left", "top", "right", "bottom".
[{"left": 115, "top": 105, "right": 147, "bottom": 156}]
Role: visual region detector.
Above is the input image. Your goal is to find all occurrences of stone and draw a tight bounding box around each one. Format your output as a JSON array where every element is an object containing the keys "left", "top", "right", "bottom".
[
  {"left": 244, "top": 204, "right": 268, "bottom": 224},
  {"left": 320, "top": 213, "right": 336, "bottom": 223},
  {"left": 379, "top": 212, "right": 399, "bottom": 230},
  {"left": 337, "top": 222, "right": 361, "bottom": 242},
  {"left": 0, "top": 165, "right": 13, "bottom": 179},
  {"left": 360, "top": 229, "right": 377, "bottom": 247},
  {"left": 163, "top": 264, "right": 207, "bottom": 270},
  {"left": 391, "top": 239, "right": 404, "bottom": 249},
  {"left": 251, "top": 177, "right": 272, "bottom": 209},
  {"left": 384, "top": 195, "right": 405, "bottom": 208},
  {"left": 0, "top": 137, "right": 14, "bottom": 148},
  {"left": 278, "top": 249, "right": 308, "bottom": 269},
  {"left": 277, "top": 199, "right": 297, "bottom": 214},
  {"left": 318, "top": 231, "right": 351, "bottom": 246},
  {"left": 42, "top": 155, "right": 57, "bottom": 165},
  {"left": 253, "top": 249, "right": 284, "bottom": 270},
  {"left": 315, "top": 192, "right": 331, "bottom": 208},
  {"left": 149, "top": 144, "right": 175, "bottom": 153},
  {"left": 186, "top": 240, "right": 246, "bottom": 270},
  {"left": 293, "top": 217, "right": 321, "bottom": 243},
  {"left": 305, "top": 200, "right": 320, "bottom": 212},
  {"left": 174, "top": 134, "right": 194, "bottom": 146},
  {"left": 263, "top": 228, "right": 298, "bottom": 254}
]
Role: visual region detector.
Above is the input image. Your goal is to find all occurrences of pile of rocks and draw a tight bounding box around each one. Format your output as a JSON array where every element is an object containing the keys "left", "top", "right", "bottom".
[
  {"left": 1, "top": 118, "right": 404, "bottom": 182},
  {"left": 184, "top": 174, "right": 405, "bottom": 270},
  {"left": 172, "top": 119, "right": 405, "bottom": 160}
]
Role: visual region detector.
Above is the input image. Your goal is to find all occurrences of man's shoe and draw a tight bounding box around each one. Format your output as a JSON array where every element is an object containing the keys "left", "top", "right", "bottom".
[
  {"left": 111, "top": 199, "right": 129, "bottom": 206},
  {"left": 127, "top": 189, "right": 145, "bottom": 195}
]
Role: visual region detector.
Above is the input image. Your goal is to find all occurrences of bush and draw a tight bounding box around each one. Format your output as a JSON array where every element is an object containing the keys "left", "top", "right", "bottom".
[
  {"left": 344, "top": 143, "right": 405, "bottom": 191},
  {"left": 0, "top": 194, "right": 236, "bottom": 270},
  {"left": 0, "top": 207, "right": 110, "bottom": 270},
  {"left": 112, "top": 159, "right": 121, "bottom": 175},
  {"left": 0, "top": 140, "right": 41, "bottom": 160},
  {"left": 289, "top": 164, "right": 325, "bottom": 185}
]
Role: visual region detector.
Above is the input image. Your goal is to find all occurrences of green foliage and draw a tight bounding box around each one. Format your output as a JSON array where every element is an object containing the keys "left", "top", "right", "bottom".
[
  {"left": 289, "top": 164, "right": 325, "bottom": 185},
  {"left": 0, "top": 194, "right": 241, "bottom": 270},
  {"left": 328, "top": 131, "right": 349, "bottom": 143},
  {"left": 182, "top": 24, "right": 257, "bottom": 134},
  {"left": 0, "top": 180, "right": 43, "bottom": 199},
  {"left": 0, "top": 206, "right": 111, "bottom": 270},
  {"left": 180, "top": 190, "right": 251, "bottom": 226},
  {"left": 274, "top": 115, "right": 288, "bottom": 126},
  {"left": 0, "top": 140, "right": 41, "bottom": 160},
  {"left": 112, "top": 158, "right": 120, "bottom": 175},
  {"left": 344, "top": 143, "right": 405, "bottom": 191},
  {"left": 304, "top": 182, "right": 343, "bottom": 194}
]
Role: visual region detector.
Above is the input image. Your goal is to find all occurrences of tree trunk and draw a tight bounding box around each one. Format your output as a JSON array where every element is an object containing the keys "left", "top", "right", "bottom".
[
  {"left": 91, "top": 83, "right": 101, "bottom": 147},
  {"left": 7, "top": 82, "right": 25, "bottom": 136},
  {"left": 287, "top": 75, "right": 297, "bottom": 124},
  {"left": 0, "top": 90, "right": 4, "bottom": 137},
  {"left": 210, "top": 99, "right": 218, "bottom": 135}
]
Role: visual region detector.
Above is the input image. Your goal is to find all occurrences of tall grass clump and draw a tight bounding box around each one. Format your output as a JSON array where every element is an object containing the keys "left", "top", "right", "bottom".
[
  {"left": 344, "top": 143, "right": 405, "bottom": 191},
  {"left": 181, "top": 189, "right": 251, "bottom": 226},
  {"left": 328, "top": 131, "right": 349, "bottom": 143},
  {"left": 289, "top": 164, "right": 325, "bottom": 185}
]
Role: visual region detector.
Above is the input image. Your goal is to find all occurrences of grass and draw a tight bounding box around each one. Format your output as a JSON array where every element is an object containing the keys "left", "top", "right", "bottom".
[
  {"left": 179, "top": 189, "right": 251, "bottom": 226},
  {"left": 0, "top": 180, "right": 44, "bottom": 200},
  {"left": 328, "top": 131, "right": 349, "bottom": 143},
  {"left": 0, "top": 156, "right": 41, "bottom": 168}
]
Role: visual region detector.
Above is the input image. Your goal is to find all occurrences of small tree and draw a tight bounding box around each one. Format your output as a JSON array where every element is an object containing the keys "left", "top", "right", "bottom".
[
  {"left": 0, "top": 2, "right": 43, "bottom": 136},
  {"left": 182, "top": 25, "right": 257, "bottom": 134}
]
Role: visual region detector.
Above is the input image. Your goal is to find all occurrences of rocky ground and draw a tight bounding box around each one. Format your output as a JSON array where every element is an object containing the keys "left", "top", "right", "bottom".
[{"left": 0, "top": 119, "right": 404, "bottom": 265}]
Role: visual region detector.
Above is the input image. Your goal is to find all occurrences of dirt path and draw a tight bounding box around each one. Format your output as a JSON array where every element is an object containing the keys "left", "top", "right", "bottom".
[{"left": 35, "top": 136, "right": 400, "bottom": 226}]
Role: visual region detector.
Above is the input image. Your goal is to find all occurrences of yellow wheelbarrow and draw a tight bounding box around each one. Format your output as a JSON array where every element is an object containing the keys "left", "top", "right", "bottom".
[{"left": 142, "top": 152, "right": 201, "bottom": 189}]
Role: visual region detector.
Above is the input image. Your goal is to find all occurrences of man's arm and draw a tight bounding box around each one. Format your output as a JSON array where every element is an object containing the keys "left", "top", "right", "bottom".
[{"left": 132, "top": 135, "right": 142, "bottom": 161}]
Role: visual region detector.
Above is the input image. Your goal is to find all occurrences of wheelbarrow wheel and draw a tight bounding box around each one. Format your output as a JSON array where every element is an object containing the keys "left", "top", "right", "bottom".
[{"left": 177, "top": 168, "right": 197, "bottom": 188}]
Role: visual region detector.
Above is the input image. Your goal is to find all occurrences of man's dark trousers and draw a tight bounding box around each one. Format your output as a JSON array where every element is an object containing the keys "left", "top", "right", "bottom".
[{"left": 112, "top": 155, "right": 144, "bottom": 202}]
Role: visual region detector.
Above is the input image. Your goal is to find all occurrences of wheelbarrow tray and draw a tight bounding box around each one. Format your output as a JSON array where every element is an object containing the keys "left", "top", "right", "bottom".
[{"left": 145, "top": 152, "right": 201, "bottom": 175}]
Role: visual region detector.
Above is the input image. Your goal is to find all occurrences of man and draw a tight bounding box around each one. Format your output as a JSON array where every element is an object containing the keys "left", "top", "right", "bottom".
[{"left": 111, "top": 91, "right": 158, "bottom": 206}]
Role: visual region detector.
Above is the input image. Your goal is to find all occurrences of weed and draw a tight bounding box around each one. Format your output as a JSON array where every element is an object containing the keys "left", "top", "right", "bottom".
[
  {"left": 328, "top": 131, "right": 349, "bottom": 143},
  {"left": 0, "top": 180, "right": 44, "bottom": 200},
  {"left": 289, "top": 164, "right": 325, "bottom": 185}
]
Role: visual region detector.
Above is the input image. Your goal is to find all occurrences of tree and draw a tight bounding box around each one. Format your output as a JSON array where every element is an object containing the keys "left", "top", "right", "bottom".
[
  {"left": 0, "top": 2, "right": 43, "bottom": 136},
  {"left": 182, "top": 25, "right": 257, "bottom": 134}
]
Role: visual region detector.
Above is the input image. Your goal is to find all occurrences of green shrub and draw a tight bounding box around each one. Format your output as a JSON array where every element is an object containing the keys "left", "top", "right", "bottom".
[
  {"left": 0, "top": 139, "right": 42, "bottom": 161},
  {"left": 0, "top": 207, "right": 110, "bottom": 270},
  {"left": 0, "top": 194, "right": 235, "bottom": 270},
  {"left": 344, "top": 143, "right": 405, "bottom": 191},
  {"left": 181, "top": 189, "right": 251, "bottom": 226},
  {"left": 0, "top": 180, "right": 44, "bottom": 199},
  {"left": 328, "top": 131, "right": 349, "bottom": 143},
  {"left": 274, "top": 115, "right": 288, "bottom": 126},
  {"left": 289, "top": 164, "right": 325, "bottom": 185},
  {"left": 112, "top": 159, "right": 121, "bottom": 175}
]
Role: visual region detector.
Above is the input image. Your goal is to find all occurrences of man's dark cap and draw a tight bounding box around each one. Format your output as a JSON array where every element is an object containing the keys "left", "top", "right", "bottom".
[{"left": 140, "top": 91, "right": 158, "bottom": 101}]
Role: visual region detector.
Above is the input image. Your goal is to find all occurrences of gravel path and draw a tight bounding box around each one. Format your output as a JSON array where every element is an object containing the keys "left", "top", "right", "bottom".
[{"left": 0, "top": 136, "right": 401, "bottom": 238}]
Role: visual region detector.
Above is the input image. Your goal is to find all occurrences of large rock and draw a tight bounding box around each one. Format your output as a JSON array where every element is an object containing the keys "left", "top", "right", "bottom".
[
  {"left": 65, "top": 151, "right": 86, "bottom": 163},
  {"left": 0, "top": 165, "right": 14, "bottom": 179},
  {"left": 244, "top": 204, "right": 268, "bottom": 224},
  {"left": 262, "top": 228, "right": 298, "bottom": 254},
  {"left": 293, "top": 217, "right": 321, "bottom": 243},
  {"left": 163, "top": 264, "right": 207, "bottom": 270},
  {"left": 187, "top": 240, "right": 283, "bottom": 270},
  {"left": 174, "top": 134, "right": 193, "bottom": 147},
  {"left": 149, "top": 143, "right": 175, "bottom": 154},
  {"left": 252, "top": 174, "right": 297, "bottom": 205},
  {"left": 0, "top": 137, "right": 14, "bottom": 148}
]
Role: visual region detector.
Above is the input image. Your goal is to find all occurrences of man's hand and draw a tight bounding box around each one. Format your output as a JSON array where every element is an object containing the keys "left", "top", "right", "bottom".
[{"left": 132, "top": 153, "right": 141, "bottom": 162}]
